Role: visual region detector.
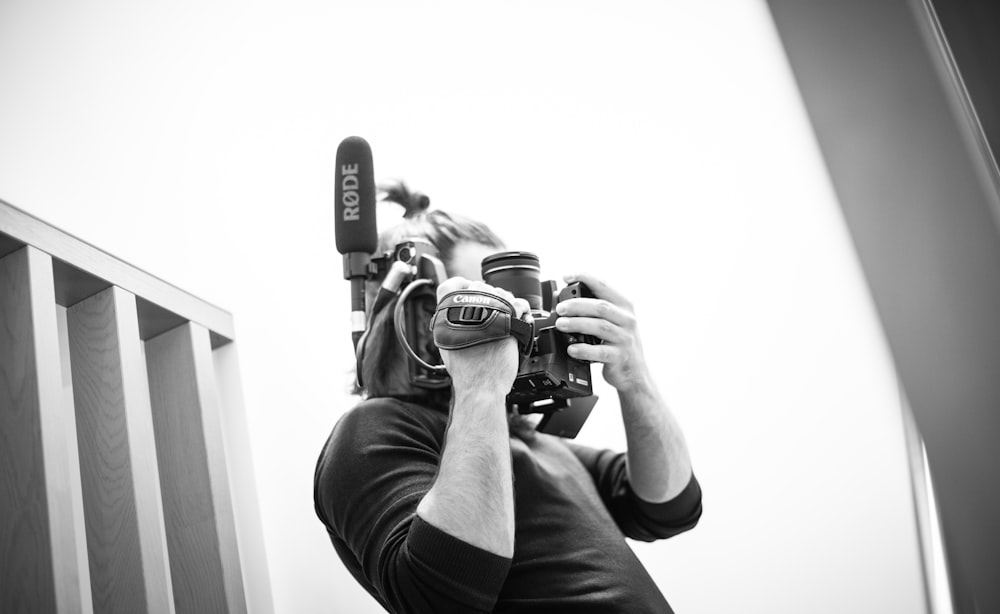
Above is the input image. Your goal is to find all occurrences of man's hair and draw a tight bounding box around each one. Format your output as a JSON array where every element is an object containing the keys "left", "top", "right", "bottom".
[{"left": 374, "top": 181, "right": 504, "bottom": 273}]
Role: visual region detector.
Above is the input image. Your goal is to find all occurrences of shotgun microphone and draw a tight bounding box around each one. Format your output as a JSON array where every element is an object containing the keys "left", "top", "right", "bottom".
[{"left": 335, "top": 136, "right": 378, "bottom": 349}]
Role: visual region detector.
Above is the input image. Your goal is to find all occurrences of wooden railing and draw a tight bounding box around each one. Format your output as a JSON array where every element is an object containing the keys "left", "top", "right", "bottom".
[{"left": 0, "top": 199, "right": 271, "bottom": 613}]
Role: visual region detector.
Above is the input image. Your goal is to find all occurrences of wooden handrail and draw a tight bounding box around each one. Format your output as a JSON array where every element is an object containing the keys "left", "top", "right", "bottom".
[{"left": 0, "top": 198, "right": 235, "bottom": 346}]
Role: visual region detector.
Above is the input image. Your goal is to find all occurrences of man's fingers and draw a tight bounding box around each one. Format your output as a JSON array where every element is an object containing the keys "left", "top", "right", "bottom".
[
  {"left": 556, "top": 297, "right": 635, "bottom": 328},
  {"left": 465, "top": 281, "right": 521, "bottom": 311},
  {"left": 437, "top": 276, "right": 474, "bottom": 302},
  {"left": 438, "top": 278, "right": 527, "bottom": 319},
  {"left": 555, "top": 315, "right": 624, "bottom": 343},
  {"left": 564, "top": 272, "right": 632, "bottom": 310},
  {"left": 567, "top": 341, "right": 614, "bottom": 363},
  {"left": 511, "top": 297, "right": 531, "bottom": 321}
]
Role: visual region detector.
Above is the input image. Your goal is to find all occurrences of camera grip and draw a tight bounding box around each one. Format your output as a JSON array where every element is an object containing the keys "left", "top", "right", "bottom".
[
  {"left": 430, "top": 290, "right": 534, "bottom": 355},
  {"left": 557, "top": 282, "right": 602, "bottom": 347}
]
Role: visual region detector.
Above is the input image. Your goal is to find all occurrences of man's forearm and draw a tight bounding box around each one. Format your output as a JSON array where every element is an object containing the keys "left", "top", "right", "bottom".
[
  {"left": 416, "top": 389, "right": 515, "bottom": 558},
  {"left": 619, "top": 373, "right": 693, "bottom": 503}
]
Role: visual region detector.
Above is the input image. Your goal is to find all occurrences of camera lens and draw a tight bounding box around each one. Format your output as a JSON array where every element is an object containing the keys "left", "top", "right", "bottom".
[{"left": 482, "top": 251, "right": 543, "bottom": 311}]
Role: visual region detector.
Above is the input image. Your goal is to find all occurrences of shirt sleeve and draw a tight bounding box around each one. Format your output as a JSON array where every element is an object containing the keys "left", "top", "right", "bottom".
[
  {"left": 314, "top": 399, "right": 511, "bottom": 613},
  {"left": 565, "top": 441, "right": 703, "bottom": 542}
]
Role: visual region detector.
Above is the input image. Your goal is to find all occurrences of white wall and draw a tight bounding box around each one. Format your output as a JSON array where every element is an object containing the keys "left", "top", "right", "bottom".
[{"left": 0, "top": 1, "right": 928, "bottom": 612}]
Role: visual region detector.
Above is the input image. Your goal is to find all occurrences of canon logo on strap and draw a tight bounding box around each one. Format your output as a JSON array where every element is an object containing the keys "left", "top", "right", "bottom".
[{"left": 453, "top": 294, "right": 493, "bottom": 305}]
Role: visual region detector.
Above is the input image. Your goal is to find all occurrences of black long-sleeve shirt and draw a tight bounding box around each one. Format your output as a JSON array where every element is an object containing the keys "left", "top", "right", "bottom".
[{"left": 314, "top": 397, "right": 702, "bottom": 613}]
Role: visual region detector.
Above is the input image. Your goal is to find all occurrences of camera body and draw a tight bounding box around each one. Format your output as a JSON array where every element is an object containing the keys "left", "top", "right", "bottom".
[
  {"left": 482, "top": 252, "right": 600, "bottom": 428},
  {"left": 506, "top": 280, "right": 597, "bottom": 413}
]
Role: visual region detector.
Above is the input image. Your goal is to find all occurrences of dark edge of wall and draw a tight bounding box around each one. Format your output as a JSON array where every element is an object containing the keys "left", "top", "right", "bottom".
[{"left": 765, "top": 1, "right": 1000, "bottom": 612}]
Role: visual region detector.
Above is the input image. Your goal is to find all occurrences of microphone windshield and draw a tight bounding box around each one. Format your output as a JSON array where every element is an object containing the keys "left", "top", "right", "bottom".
[{"left": 335, "top": 136, "right": 378, "bottom": 254}]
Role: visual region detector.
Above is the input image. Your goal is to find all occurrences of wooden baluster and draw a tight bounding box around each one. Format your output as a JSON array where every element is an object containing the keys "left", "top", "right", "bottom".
[
  {"left": 67, "top": 286, "right": 174, "bottom": 614},
  {"left": 211, "top": 342, "right": 273, "bottom": 614},
  {"left": 145, "top": 323, "right": 247, "bottom": 614},
  {"left": 0, "top": 246, "right": 87, "bottom": 613},
  {"left": 54, "top": 304, "right": 95, "bottom": 614}
]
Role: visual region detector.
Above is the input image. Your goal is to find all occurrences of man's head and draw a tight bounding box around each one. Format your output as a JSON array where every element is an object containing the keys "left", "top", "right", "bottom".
[{"left": 358, "top": 182, "right": 505, "bottom": 399}]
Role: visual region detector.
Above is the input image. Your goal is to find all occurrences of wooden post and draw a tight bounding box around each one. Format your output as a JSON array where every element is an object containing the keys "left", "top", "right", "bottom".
[
  {"left": 67, "top": 286, "right": 175, "bottom": 614},
  {"left": 211, "top": 342, "right": 274, "bottom": 614},
  {"left": 0, "top": 246, "right": 87, "bottom": 613},
  {"left": 146, "top": 323, "right": 247, "bottom": 614}
]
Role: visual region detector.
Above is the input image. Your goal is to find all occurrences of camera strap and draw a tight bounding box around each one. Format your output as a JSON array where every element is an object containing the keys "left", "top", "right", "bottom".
[{"left": 430, "top": 290, "right": 534, "bottom": 356}]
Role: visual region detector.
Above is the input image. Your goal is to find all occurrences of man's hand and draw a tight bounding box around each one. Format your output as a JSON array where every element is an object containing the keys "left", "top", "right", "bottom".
[
  {"left": 554, "top": 272, "right": 694, "bottom": 502},
  {"left": 435, "top": 277, "right": 531, "bottom": 396},
  {"left": 553, "top": 272, "right": 649, "bottom": 392}
]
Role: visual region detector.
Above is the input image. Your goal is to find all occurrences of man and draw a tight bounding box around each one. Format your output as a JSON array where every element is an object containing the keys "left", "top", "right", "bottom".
[{"left": 314, "top": 188, "right": 702, "bottom": 613}]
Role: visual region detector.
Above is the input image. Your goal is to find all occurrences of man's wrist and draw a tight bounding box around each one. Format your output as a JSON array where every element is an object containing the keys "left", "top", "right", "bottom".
[
  {"left": 616, "top": 368, "right": 657, "bottom": 402},
  {"left": 451, "top": 387, "right": 510, "bottom": 422}
]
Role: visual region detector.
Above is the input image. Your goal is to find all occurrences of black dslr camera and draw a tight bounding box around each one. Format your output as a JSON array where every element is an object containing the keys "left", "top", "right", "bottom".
[{"left": 482, "top": 251, "right": 600, "bottom": 438}]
